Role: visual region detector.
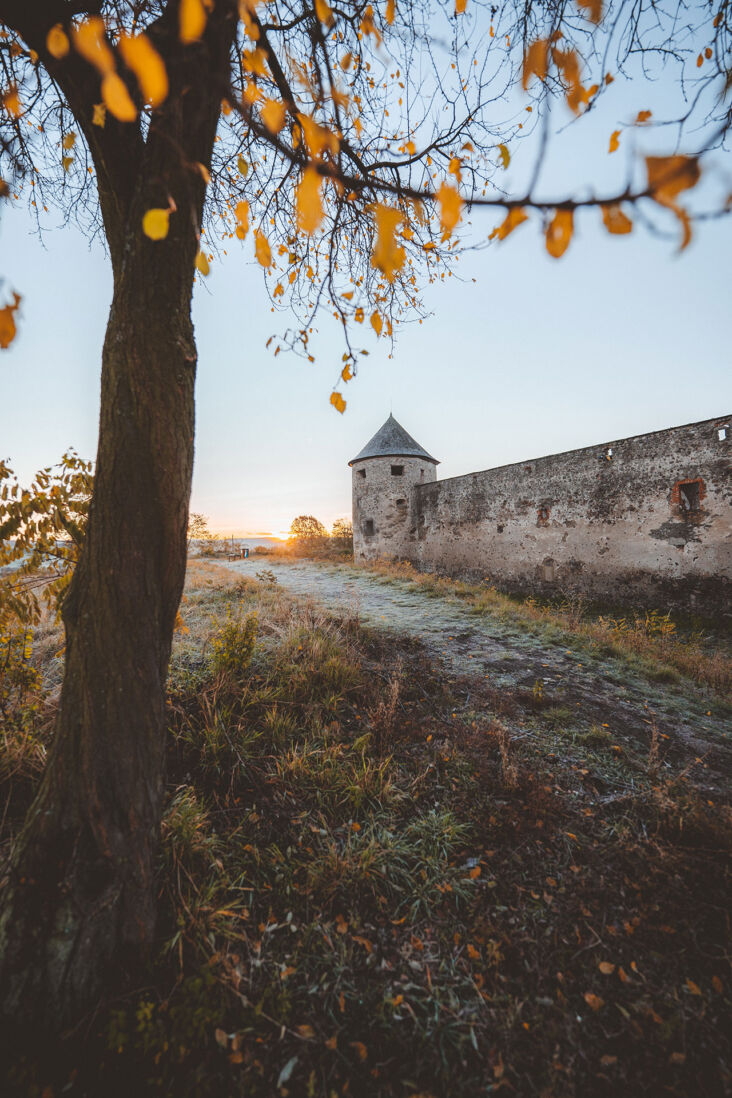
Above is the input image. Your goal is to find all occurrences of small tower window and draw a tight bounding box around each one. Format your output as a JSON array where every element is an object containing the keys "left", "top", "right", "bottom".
[
  {"left": 679, "top": 481, "right": 700, "bottom": 513},
  {"left": 391, "top": 464, "right": 404, "bottom": 476},
  {"left": 420, "top": 468, "right": 425, "bottom": 481},
  {"left": 357, "top": 468, "right": 366, "bottom": 479},
  {"left": 363, "top": 519, "right": 375, "bottom": 536},
  {"left": 718, "top": 425, "right": 729, "bottom": 441},
  {"left": 396, "top": 498, "right": 407, "bottom": 509}
]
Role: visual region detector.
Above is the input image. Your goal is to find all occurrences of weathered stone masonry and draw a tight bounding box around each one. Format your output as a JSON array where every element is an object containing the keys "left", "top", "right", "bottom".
[{"left": 351, "top": 414, "right": 732, "bottom": 614}]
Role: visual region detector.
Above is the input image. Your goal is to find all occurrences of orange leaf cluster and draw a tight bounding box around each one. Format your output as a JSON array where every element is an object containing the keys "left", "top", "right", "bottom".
[
  {"left": 235, "top": 199, "right": 250, "bottom": 238},
  {"left": 254, "top": 228, "right": 272, "bottom": 267},
  {"left": 576, "top": 0, "right": 603, "bottom": 22},
  {"left": 179, "top": 0, "right": 211, "bottom": 43},
  {"left": 601, "top": 204, "right": 632, "bottom": 235},
  {"left": 437, "top": 182, "right": 462, "bottom": 234},
  {"left": 545, "top": 209, "right": 574, "bottom": 258},
  {"left": 646, "top": 155, "right": 701, "bottom": 250},
  {"left": 0, "top": 291, "right": 21, "bottom": 350},
  {"left": 490, "top": 207, "right": 528, "bottom": 241},
  {"left": 119, "top": 33, "right": 168, "bottom": 107},
  {"left": 296, "top": 167, "right": 324, "bottom": 233},
  {"left": 371, "top": 205, "right": 405, "bottom": 282},
  {"left": 522, "top": 39, "right": 549, "bottom": 90}
]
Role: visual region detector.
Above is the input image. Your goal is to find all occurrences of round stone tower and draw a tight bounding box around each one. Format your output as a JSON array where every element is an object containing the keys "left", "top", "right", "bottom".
[{"left": 349, "top": 414, "right": 439, "bottom": 561}]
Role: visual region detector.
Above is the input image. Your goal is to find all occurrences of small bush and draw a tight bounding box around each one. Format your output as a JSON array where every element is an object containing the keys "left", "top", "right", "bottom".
[{"left": 209, "top": 613, "right": 257, "bottom": 678}]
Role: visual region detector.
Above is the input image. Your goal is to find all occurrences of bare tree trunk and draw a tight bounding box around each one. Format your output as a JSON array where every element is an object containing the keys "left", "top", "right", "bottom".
[{"left": 0, "top": 247, "right": 197, "bottom": 1028}]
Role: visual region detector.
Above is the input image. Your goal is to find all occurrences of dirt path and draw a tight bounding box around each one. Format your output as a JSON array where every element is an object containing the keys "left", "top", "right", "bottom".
[{"left": 224, "top": 558, "right": 731, "bottom": 793}]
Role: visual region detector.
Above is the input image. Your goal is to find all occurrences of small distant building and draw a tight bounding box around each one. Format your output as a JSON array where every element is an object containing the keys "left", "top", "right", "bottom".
[{"left": 349, "top": 413, "right": 732, "bottom": 613}]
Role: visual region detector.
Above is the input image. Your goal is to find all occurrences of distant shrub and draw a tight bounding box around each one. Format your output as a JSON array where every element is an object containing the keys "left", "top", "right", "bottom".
[{"left": 209, "top": 613, "right": 257, "bottom": 678}]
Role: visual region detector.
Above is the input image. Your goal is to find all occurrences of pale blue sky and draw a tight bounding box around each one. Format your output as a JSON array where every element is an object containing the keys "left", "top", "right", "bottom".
[{"left": 1, "top": 37, "right": 730, "bottom": 536}]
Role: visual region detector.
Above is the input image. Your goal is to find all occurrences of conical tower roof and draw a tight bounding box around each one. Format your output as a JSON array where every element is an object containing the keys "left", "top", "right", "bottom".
[{"left": 349, "top": 414, "right": 439, "bottom": 466}]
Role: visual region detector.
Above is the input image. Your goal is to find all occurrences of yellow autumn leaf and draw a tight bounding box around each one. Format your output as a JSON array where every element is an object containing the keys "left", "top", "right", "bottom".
[
  {"left": 545, "top": 208, "right": 573, "bottom": 258},
  {"left": 601, "top": 204, "right": 632, "bottom": 235},
  {"left": 195, "top": 250, "right": 210, "bottom": 275},
  {"left": 46, "top": 24, "right": 70, "bottom": 59},
  {"left": 354, "top": 307, "right": 365, "bottom": 323},
  {"left": 235, "top": 199, "right": 250, "bottom": 239},
  {"left": 386, "top": 0, "right": 396, "bottom": 23},
  {"left": 101, "top": 73, "right": 137, "bottom": 122},
  {"left": 437, "top": 182, "right": 462, "bottom": 233},
  {"left": 685, "top": 978, "right": 703, "bottom": 996},
  {"left": 350, "top": 1041, "right": 368, "bottom": 1061},
  {"left": 491, "top": 206, "right": 528, "bottom": 241},
  {"left": 142, "top": 207, "right": 170, "bottom": 240},
  {"left": 296, "top": 167, "right": 324, "bottom": 233},
  {"left": 298, "top": 113, "right": 339, "bottom": 160},
  {"left": 1, "top": 86, "right": 22, "bottom": 119},
  {"left": 598, "top": 961, "right": 616, "bottom": 975},
  {"left": 261, "top": 97, "right": 286, "bottom": 134},
  {"left": 635, "top": 109, "right": 652, "bottom": 124},
  {"left": 341, "top": 363, "right": 353, "bottom": 382},
  {"left": 0, "top": 292, "right": 21, "bottom": 350},
  {"left": 62, "top": 155, "right": 74, "bottom": 172},
  {"left": 92, "top": 102, "right": 106, "bottom": 127},
  {"left": 646, "top": 155, "right": 700, "bottom": 251},
  {"left": 254, "top": 229, "right": 272, "bottom": 267},
  {"left": 522, "top": 39, "right": 548, "bottom": 90},
  {"left": 371, "top": 204, "right": 405, "bottom": 282},
  {"left": 497, "top": 143, "right": 510, "bottom": 169},
  {"left": 330, "top": 391, "right": 346, "bottom": 413},
  {"left": 73, "top": 17, "right": 114, "bottom": 75},
  {"left": 237, "top": 155, "right": 249, "bottom": 178},
  {"left": 455, "top": 0, "right": 467, "bottom": 11},
  {"left": 371, "top": 311, "right": 383, "bottom": 336},
  {"left": 577, "top": 0, "right": 602, "bottom": 22},
  {"left": 315, "top": 0, "right": 335, "bottom": 26},
  {"left": 583, "top": 992, "right": 604, "bottom": 1012},
  {"left": 608, "top": 129, "right": 620, "bottom": 153},
  {"left": 180, "top": 0, "right": 208, "bottom": 43},
  {"left": 646, "top": 155, "right": 701, "bottom": 202},
  {"left": 62, "top": 131, "right": 76, "bottom": 150},
  {"left": 119, "top": 33, "right": 169, "bottom": 107}
]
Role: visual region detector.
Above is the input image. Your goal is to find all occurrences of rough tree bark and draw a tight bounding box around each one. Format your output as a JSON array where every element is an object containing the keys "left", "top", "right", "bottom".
[{"left": 0, "top": 0, "right": 237, "bottom": 1029}]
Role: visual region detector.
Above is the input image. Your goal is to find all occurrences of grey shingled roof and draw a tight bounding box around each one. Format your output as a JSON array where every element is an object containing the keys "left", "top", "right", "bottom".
[{"left": 349, "top": 414, "right": 439, "bottom": 466}]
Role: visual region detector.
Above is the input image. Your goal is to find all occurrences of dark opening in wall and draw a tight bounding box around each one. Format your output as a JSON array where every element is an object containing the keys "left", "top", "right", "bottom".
[
  {"left": 396, "top": 498, "right": 407, "bottom": 508},
  {"left": 679, "top": 481, "right": 701, "bottom": 513},
  {"left": 719, "top": 425, "right": 729, "bottom": 441},
  {"left": 357, "top": 468, "right": 366, "bottom": 479},
  {"left": 537, "top": 505, "right": 550, "bottom": 526},
  {"left": 391, "top": 464, "right": 404, "bottom": 476},
  {"left": 497, "top": 524, "right": 504, "bottom": 533},
  {"left": 363, "top": 519, "right": 375, "bottom": 536},
  {"left": 420, "top": 468, "right": 425, "bottom": 481}
]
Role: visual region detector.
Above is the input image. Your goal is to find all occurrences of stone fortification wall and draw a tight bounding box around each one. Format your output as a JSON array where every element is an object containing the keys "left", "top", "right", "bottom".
[
  {"left": 353, "top": 455, "right": 436, "bottom": 560},
  {"left": 405, "top": 416, "right": 731, "bottom": 613}
]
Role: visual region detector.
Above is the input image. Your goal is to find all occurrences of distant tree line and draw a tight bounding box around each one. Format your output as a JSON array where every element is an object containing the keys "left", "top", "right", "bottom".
[{"left": 186, "top": 513, "right": 353, "bottom": 559}]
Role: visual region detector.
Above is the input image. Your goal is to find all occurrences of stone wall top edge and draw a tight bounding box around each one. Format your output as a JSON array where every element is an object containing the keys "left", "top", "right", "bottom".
[{"left": 412, "top": 414, "right": 730, "bottom": 491}]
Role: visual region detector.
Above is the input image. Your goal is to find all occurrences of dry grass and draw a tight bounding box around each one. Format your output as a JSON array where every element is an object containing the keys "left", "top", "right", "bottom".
[
  {"left": 363, "top": 559, "right": 732, "bottom": 696},
  {"left": 2, "top": 560, "right": 730, "bottom": 1098}
]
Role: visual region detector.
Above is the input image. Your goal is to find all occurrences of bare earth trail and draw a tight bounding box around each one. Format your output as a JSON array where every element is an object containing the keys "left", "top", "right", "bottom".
[{"left": 223, "top": 558, "right": 731, "bottom": 795}]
